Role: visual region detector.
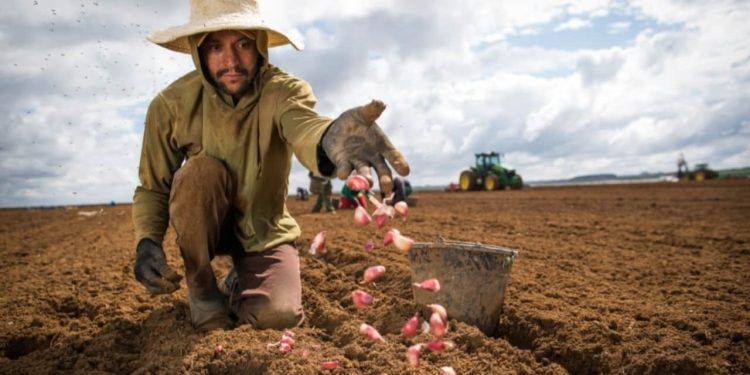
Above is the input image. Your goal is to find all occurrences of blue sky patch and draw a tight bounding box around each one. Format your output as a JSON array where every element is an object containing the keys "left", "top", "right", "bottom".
[{"left": 506, "top": 12, "right": 670, "bottom": 51}]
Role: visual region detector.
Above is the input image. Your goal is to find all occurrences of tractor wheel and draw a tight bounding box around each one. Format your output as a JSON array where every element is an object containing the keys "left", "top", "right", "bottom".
[
  {"left": 459, "top": 170, "right": 478, "bottom": 191},
  {"left": 510, "top": 176, "right": 523, "bottom": 190},
  {"left": 484, "top": 174, "right": 500, "bottom": 191}
]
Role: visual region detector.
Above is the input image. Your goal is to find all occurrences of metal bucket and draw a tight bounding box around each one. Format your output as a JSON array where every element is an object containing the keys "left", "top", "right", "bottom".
[{"left": 407, "top": 238, "right": 518, "bottom": 335}]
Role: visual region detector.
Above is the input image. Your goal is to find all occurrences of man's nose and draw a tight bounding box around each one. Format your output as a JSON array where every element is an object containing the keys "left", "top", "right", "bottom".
[{"left": 222, "top": 47, "right": 240, "bottom": 68}]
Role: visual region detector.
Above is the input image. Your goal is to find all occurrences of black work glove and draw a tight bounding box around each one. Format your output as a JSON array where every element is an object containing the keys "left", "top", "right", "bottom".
[
  {"left": 134, "top": 239, "right": 182, "bottom": 295},
  {"left": 321, "top": 100, "right": 410, "bottom": 196}
]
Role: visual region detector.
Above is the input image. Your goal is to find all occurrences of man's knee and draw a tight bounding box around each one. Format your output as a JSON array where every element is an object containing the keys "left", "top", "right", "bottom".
[
  {"left": 173, "top": 154, "right": 230, "bottom": 187},
  {"left": 235, "top": 299, "right": 304, "bottom": 329}
]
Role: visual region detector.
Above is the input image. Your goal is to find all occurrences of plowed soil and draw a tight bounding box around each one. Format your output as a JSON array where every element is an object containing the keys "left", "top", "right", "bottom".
[{"left": 1, "top": 180, "right": 749, "bottom": 374}]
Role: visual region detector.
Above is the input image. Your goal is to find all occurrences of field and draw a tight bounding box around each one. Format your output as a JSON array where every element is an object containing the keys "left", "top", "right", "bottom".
[{"left": 1, "top": 180, "right": 748, "bottom": 374}]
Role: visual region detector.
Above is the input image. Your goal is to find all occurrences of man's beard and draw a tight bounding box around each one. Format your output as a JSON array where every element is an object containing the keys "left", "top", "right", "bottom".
[{"left": 213, "top": 67, "right": 253, "bottom": 96}]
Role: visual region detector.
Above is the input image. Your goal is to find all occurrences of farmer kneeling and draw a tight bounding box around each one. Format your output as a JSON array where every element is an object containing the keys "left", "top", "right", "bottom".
[{"left": 132, "top": 0, "right": 409, "bottom": 332}]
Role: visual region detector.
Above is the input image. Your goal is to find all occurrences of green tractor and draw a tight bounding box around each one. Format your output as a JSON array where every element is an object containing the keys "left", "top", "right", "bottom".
[{"left": 459, "top": 152, "right": 523, "bottom": 191}]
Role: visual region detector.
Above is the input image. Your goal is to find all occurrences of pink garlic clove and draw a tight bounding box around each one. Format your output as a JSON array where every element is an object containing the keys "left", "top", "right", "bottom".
[
  {"left": 394, "top": 201, "right": 408, "bottom": 220},
  {"left": 321, "top": 360, "right": 339, "bottom": 370},
  {"left": 354, "top": 206, "right": 372, "bottom": 226},
  {"left": 426, "top": 340, "right": 456, "bottom": 352},
  {"left": 414, "top": 278, "right": 440, "bottom": 292},
  {"left": 383, "top": 228, "right": 400, "bottom": 246},
  {"left": 393, "top": 233, "right": 414, "bottom": 252},
  {"left": 214, "top": 344, "right": 223, "bottom": 355},
  {"left": 279, "top": 342, "right": 292, "bottom": 353},
  {"left": 309, "top": 231, "right": 326, "bottom": 255},
  {"left": 352, "top": 290, "right": 374, "bottom": 309},
  {"left": 429, "top": 312, "right": 447, "bottom": 338},
  {"left": 427, "top": 304, "right": 448, "bottom": 323},
  {"left": 346, "top": 174, "right": 371, "bottom": 191},
  {"left": 364, "top": 238, "right": 375, "bottom": 252},
  {"left": 406, "top": 343, "right": 423, "bottom": 368},
  {"left": 359, "top": 323, "right": 386, "bottom": 342},
  {"left": 361, "top": 265, "right": 386, "bottom": 284},
  {"left": 420, "top": 321, "right": 431, "bottom": 335},
  {"left": 401, "top": 315, "right": 419, "bottom": 338},
  {"left": 279, "top": 335, "right": 294, "bottom": 347},
  {"left": 373, "top": 211, "right": 389, "bottom": 229},
  {"left": 439, "top": 366, "right": 457, "bottom": 375}
]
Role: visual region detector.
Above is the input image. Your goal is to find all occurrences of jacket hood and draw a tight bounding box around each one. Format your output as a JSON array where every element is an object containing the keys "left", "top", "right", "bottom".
[{"left": 187, "top": 30, "right": 272, "bottom": 105}]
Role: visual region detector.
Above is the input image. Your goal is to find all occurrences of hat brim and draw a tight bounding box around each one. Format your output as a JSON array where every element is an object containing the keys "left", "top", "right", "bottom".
[{"left": 147, "top": 13, "right": 303, "bottom": 53}]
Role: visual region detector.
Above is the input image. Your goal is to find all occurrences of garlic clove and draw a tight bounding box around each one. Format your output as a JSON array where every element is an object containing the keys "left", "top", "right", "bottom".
[
  {"left": 361, "top": 265, "right": 386, "bottom": 284},
  {"left": 309, "top": 230, "right": 326, "bottom": 255},
  {"left": 414, "top": 278, "right": 440, "bottom": 292},
  {"left": 352, "top": 290, "right": 374, "bottom": 309}
]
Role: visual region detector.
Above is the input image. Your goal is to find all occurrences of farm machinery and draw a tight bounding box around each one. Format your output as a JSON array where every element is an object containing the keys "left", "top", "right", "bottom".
[{"left": 459, "top": 152, "right": 523, "bottom": 191}]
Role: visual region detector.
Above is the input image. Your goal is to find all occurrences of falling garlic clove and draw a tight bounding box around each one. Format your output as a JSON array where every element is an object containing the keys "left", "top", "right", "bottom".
[
  {"left": 406, "top": 343, "right": 423, "bottom": 368},
  {"left": 309, "top": 230, "right": 326, "bottom": 255},
  {"left": 373, "top": 209, "right": 389, "bottom": 229},
  {"left": 427, "top": 304, "right": 448, "bottom": 323},
  {"left": 439, "top": 366, "right": 457, "bottom": 375},
  {"left": 361, "top": 265, "right": 386, "bottom": 284},
  {"left": 359, "top": 323, "right": 386, "bottom": 342},
  {"left": 414, "top": 278, "right": 440, "bottom": 292},
  {"left": 214, "top": 344, "right": 223, "bottom": 355},
  {"left": 346, "top": 174, "right": 371, "bottom": 191},
  {"left": 429, "top": 312, "right": 447, "bottom": 338},
  {"left": 393, "top": 233, "right": 414, "bottom": 252},
  {"left": 401, "top": 315, "right": 419, "bottom": 338},
  {"left": 383, "top": 228, "right": 400, "bottom": 246},
  {"left": 394, "top": 201, "right": 408, "bottom": 220},
  {"left": 354, "top": 206, "right": 372, "bottom": 226},
  {"left": 352, "top": 290, "right": 374, "bottom": 309},
  {"left": 426, "top": 340, "right": 456, "bottom": 352}
]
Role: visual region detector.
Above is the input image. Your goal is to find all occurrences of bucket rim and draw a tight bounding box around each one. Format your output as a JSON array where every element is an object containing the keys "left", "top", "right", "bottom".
[{"left": 412, "top": 237, "right": 519, "bottom": 258}]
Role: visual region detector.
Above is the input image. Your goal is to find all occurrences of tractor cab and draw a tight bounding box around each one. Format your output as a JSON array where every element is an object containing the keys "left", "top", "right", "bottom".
[{"left": 475, "top": 152, "right": 502, "bottom": 176}]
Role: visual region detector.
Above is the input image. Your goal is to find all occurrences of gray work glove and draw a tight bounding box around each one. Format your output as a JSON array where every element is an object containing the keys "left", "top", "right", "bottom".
[
  {"left": 134, "top": 239, "right": 182, "bottom": 294},
  {"left": 321, "top": 100, "right": 410, "bottom": 196}
]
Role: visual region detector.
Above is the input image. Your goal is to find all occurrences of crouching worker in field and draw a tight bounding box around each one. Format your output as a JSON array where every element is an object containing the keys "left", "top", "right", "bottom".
[{"left": 131, "top": 0, "right": 409, "bottom": 332}]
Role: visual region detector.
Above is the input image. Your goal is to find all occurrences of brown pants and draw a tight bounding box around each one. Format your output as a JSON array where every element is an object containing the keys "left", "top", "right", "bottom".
[{"left": 169, "top": 154, "right": 304, "bottom": 330}]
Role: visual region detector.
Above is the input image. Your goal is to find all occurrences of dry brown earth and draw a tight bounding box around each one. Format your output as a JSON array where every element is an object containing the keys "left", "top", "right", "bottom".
[{"left": 1, "top": 180, "right": 748, "bottom": 374}]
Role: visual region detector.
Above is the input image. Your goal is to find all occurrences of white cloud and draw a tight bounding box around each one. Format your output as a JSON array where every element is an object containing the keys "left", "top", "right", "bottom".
[
  {"left": 1, "top": 0, "right": 748, "bottom": 206},
  {"left": 608, "top": 21, "right": 631, "bottom": 34},
  {"left": 554, "top": 17, "right": 594, "bottom": 31}
]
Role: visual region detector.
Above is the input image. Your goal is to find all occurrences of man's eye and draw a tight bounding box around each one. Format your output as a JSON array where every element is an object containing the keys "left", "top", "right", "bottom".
[{"left": 238, "top": 41, "right": 252, "bottom": 49}]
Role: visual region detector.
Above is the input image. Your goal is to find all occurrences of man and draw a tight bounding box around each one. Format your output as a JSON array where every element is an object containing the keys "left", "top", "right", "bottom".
[
  {"left": 339, "top": 182, "right": 369, "bottom": 209},
  {"left": 308, "top": 172, "right": 334, "bottom": 213},
  {"left": 132, "top": 0, "right": 409, "bottom": 332},
  {"left": 383, "top": 176, "right": 412, "bottom": 205}
]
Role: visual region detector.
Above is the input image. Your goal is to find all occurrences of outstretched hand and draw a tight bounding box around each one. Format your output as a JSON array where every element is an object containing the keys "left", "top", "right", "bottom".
[
  {"left": 322, "top": 100, "right": 410, "bottom": 196},
  {"left": 134, "top": 239, "right": 182, "bottom": 295}
]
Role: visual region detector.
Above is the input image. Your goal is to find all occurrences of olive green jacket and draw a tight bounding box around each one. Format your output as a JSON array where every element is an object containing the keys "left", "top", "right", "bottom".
[{"left": 133, "top": 32, "right": 332, "bottom": 252}]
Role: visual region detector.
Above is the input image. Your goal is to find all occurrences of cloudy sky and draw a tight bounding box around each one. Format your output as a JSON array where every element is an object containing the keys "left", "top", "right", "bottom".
[{"left": 1, "top": 0, "right": 749, "bottom": 207}]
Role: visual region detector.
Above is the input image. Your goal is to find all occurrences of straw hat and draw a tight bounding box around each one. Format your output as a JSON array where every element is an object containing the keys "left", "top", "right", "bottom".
[{"left": 147, "top": 0, "right": 303, "bottom": 53}]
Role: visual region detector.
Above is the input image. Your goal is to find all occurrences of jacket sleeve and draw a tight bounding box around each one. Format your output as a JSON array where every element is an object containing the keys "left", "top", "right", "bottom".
[
  {"left": 132, "top": 94, "right": 185, "bottom": 247},
  {"left": 274, "top": 78, "right": 334, "bottom": 177}
]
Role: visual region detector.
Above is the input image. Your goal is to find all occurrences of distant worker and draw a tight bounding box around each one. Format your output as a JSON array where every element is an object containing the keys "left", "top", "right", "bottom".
[
  {"left": 296, "top": 187, "right": 309, "bottom": 201},
  {"left": 383, "top": 176, "right": 412, "bottom": 205},
  {"left": 309, "top": 172, "right": 335, "bottom": 213},
  {"left": 339, "top": 182, "right": 369, "bottom": 209},
  {"left": 677, "top": 153, "right": 688, "bottom": 178}
]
